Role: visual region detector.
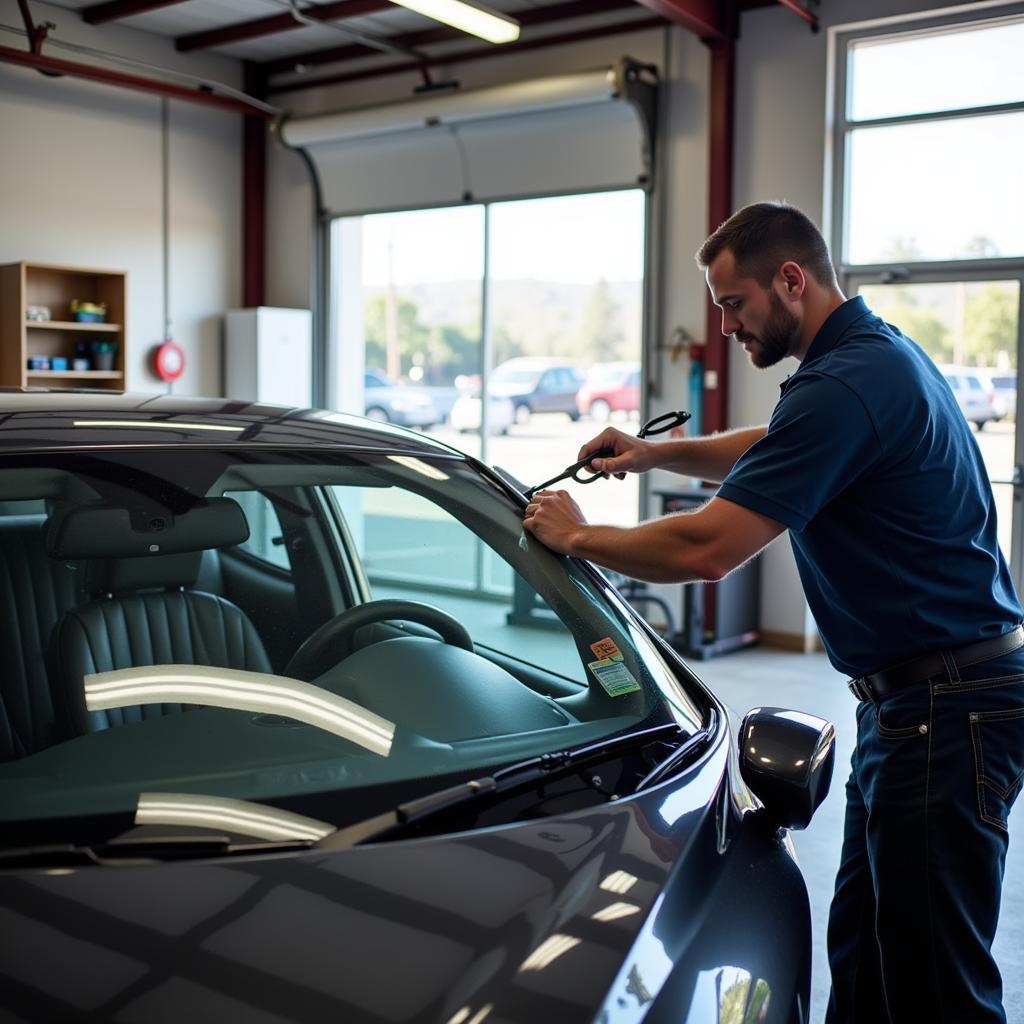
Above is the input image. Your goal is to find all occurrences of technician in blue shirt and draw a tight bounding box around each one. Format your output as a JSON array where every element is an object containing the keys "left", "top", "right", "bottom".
[{"left": 523, "top": 201, "right": 1024, "bottom": 1024}]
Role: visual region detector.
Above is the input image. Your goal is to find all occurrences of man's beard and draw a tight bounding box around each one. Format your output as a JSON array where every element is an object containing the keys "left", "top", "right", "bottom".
[{"left": 738, "top": 290, "right": 800, "bottom": 369}]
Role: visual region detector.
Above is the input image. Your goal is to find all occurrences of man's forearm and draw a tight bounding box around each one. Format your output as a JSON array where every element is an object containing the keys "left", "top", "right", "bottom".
[
  {"left": 648, "top": 426, "right": 767, "bottom": 483},
  {"left": 568, "top": 521, "right": 719, "bottom": 584}
]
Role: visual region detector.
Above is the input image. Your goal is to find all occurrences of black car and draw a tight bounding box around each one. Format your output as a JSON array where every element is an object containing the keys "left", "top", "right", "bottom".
[{"left": 0, "top": 391, "right": 833, "bottom": 1024}]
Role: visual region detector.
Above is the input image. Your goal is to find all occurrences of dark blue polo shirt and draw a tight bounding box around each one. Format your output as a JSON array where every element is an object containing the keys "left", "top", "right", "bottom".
[{"left": 717, "top": 295, "right": 1022, "bottom": 678}]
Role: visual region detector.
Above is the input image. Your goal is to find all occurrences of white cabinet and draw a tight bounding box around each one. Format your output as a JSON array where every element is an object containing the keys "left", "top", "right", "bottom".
[{"left": 225, "top": 307, "right": 312, "bottom": 407}]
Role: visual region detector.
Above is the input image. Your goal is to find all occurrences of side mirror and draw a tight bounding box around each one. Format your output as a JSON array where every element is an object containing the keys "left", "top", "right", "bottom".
[{"left": 738, "top": 707, "right": 835, "bottom": 830}]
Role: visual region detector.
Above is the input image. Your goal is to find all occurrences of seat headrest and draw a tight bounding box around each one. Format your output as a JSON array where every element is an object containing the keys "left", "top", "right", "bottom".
[
  {"left": 86, "top": 552, "right": 203, "bottom": 595},
  {"left": 47, "top": 497, "right": 249, "bottom": 559}
]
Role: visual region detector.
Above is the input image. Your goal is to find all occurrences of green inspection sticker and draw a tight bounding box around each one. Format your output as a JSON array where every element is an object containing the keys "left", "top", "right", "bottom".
[{"left": 588, "top": 657, "right": 642, "bottom": 697}]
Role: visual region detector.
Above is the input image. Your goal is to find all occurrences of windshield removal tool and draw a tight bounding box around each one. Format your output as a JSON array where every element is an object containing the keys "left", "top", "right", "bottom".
[{"left": 525, "top": 411, "right": 691, "bottom": 499}]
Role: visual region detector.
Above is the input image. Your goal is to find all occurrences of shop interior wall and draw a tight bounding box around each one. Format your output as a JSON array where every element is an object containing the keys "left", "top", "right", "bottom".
[{"left": 0, "top": 0, "right": 243, "bottom": 396}]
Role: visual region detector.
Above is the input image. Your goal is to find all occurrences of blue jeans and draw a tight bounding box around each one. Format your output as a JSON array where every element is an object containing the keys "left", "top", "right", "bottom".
[{"left": 825, "top": 651, "right": 1024, "bottom": 1024}]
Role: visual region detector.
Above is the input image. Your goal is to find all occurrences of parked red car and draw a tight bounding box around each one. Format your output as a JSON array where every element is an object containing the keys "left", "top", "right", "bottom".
[{"left": 578, "top": 361, "right": 641, "bottom": 421}]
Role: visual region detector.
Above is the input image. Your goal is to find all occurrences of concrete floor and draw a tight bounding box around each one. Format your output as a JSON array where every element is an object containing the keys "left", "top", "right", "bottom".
[{"left": 693, "top": 647, "right": 1024, "bottom": 1024}]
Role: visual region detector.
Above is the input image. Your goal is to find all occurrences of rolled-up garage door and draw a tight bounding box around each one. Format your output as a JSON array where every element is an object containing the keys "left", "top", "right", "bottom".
[{"left": 277, "top": 58, "right": 657, "bottom": 215}]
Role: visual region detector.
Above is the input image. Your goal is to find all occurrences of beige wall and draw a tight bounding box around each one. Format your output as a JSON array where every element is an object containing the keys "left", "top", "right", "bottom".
[{"left": 0, "top": 1, "right": 243, "bottom": 396}]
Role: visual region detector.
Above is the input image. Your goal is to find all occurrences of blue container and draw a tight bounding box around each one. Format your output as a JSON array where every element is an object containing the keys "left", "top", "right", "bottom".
[{"left": 51, "top": 357, "right": 68, "bottom": 371}]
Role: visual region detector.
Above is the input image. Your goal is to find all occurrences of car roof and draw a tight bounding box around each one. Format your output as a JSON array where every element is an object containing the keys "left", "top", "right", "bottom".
[{"left": 0, "top": 389, "right": 466, "bottom": 456}]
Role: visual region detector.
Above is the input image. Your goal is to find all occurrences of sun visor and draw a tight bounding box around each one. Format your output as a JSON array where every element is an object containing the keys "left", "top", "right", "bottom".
[
  {"left": 278, "top": 59, "right": 658, "bottom": 215},
  {"left": 47, "top": 497, "right": 250, "bottom": 559}
]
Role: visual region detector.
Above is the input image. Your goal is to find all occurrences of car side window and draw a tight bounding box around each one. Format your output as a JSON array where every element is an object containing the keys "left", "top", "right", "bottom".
[{"left": 223, "top": 490, "right": 291, "bottom": 570}]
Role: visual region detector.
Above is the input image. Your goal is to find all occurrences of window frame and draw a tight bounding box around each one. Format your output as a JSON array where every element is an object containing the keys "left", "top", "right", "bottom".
[
  {"left": 829, "top": 5, "right": 1024, "bottom": 586},
  {"left": 828, "top": 3, "right": 1024, "bottom": 280}
]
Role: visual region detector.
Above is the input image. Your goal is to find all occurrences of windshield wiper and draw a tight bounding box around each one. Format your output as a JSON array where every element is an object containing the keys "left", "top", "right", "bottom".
[
  {"left": 319, "top": 721, "right": 693, "bottom": 850},
  {"left": 0, "top": 834, "right": 313, "bottom": 870}
]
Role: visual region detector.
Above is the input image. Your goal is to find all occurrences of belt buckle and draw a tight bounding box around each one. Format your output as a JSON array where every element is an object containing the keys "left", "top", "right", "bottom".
[{"left": 847, "top": 677, "right": 871, "bottom": 702}]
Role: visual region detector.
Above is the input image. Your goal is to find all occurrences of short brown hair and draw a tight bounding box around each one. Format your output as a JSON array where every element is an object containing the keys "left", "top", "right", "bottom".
[{"left": 695, "top": 201, "right": 837, "bottom": 289}]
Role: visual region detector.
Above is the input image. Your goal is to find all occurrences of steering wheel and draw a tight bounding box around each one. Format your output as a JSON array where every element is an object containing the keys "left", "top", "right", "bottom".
[{"left": 284, "top": 599, "right": 474, "bottom": 681}]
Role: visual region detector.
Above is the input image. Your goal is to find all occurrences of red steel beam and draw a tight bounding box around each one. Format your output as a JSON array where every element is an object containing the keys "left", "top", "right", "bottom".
[
  {"left": 629, "top": 0, "right": 724, "bottom": 41},
  {"left": 0, "top": 43, "right": 273, "bottom": 118},
  {"left": 176, "top": 0, "right": 392, "bottom": 53},
  {"left": 243, "top": 64, "right": 267, "bottom": 307},
  {"left": 267, "top": 16, "right": 662, "bottom": 94},
  {"left": 776, "top": 0, "right": 818, "bottom": 29},
  {"left": 260, "top": 0, "right": 634, "bottom": 76},
  {"left": 702, "top": 34, "right": 734, "bottom": 436},
  {"left": 82, "top": 0, "right": 187, "bottom": 26}
]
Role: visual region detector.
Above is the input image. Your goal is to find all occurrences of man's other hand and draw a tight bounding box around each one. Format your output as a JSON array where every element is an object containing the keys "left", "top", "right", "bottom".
[{"left": 522, "top": 489, "right": 587, "bottom": 554}]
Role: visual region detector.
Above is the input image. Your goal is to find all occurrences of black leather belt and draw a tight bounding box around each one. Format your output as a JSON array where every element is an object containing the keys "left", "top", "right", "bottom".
[{"left": 847, "top": 625, "right": 1024, "bottom": 702}]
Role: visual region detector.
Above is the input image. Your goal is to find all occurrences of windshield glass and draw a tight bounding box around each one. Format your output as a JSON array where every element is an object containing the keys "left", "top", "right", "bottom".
[{"left": 0, "top": 446, "right": 704, "bottom": 847}]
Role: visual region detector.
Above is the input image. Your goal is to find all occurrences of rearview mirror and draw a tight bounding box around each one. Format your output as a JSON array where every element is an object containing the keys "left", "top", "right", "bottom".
[{"left": 738, "top": 707, "right": 835, "bottom": 830}]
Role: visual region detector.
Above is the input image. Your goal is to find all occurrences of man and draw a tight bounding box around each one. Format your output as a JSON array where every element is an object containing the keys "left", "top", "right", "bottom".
[{"left": 522, "top": 201, "right": 1024, "bottom": 1024}]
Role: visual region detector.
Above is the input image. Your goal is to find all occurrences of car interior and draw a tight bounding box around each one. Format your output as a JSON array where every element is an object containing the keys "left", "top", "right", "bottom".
[{"left": 0, "top": 447, "right": 704, "bottom": 835}]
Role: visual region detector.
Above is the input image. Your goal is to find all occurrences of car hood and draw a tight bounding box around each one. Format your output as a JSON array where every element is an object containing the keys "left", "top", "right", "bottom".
[{"left": 0, "top": 742, "right": 753, "bottom": 1023}]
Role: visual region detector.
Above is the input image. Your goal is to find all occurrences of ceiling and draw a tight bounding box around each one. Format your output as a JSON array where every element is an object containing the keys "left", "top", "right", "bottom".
[{"left": 29, "top": 0, "right": 806, "bottom": 96}]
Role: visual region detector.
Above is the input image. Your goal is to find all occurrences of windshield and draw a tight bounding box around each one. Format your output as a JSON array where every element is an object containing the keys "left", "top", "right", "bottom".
[{"left": 0, "top": 446, "right": 704, "bottom": 848}]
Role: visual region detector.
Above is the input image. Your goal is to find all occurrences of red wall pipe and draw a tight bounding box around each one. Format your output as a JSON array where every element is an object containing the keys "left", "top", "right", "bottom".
[
  {"left": 243, "top": 65, "right": 267, "bottom": 308},
  {"left": 0, "top": 44, "right": 273, "bottom": 119},
  {"left": 702, "top": 34, "right": 734, "bottom": 436}
]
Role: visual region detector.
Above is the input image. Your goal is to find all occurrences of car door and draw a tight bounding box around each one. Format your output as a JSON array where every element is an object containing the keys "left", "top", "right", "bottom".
[{"left": 532, "top": 369, "right": 557, "bottom": 413}]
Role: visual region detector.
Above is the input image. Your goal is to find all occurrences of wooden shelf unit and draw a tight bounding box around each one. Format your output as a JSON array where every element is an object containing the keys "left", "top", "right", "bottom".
[{"left": 0, "top": 262, "right": 127, "bottom": 389}]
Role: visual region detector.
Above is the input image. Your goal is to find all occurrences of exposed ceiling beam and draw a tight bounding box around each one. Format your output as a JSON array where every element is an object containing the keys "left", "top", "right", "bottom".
[
  {"left": 629, "top": 0, "right": 725, "bottom": 41},
  {"left": 260, "top": 0, "right": 636, "bottom": 77},
  {"left": 176, "top": 0, "right": 392, "bottom": 53},
  {"left": 268, "top": 15, "right": 661, "bottom": 94},
  {"left": 81, "top": 0, "right": 186, "bottom": 26}
]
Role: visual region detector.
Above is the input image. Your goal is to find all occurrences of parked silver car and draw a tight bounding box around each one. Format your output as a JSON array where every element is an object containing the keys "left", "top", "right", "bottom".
[
  {"left": 364, "top": 368, "right": 438, "bottom": 428},
  {"left": 939, "top": 364, "right": 1005, "bottom": 430}
]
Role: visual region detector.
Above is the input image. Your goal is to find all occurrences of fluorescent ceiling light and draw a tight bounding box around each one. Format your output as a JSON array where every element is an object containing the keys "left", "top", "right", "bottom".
[
  {"left": 518, "top": 934, "right": 581, "bottom": 971},
  {"left": 74, "top": 420, "right": 243, "bottom": 432},
  {"left": 85, "top": 665, "right": 395, "bottom": 756},
  {"left": 599, "top": 869, "right": 638, "bottom": 895},
  {"left": 136, "top": 792, "right": 335, "bottom": 842},
  {"left": 391, "top": 0, "right": 520, "bottom": 44},
  {"left": 387, "top": 455, "right": 450, "bottom": 481},
  {"left": 591, "top": 901, "right": 641, "bottom": 923}
]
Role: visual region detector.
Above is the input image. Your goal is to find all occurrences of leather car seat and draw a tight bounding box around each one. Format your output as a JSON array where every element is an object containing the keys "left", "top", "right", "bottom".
[
  {"left": 53, "top": 550, "right": 271, "bottom": 736},
  {"left": 0, "top": 514, "right": 81, "bottom": 760}
]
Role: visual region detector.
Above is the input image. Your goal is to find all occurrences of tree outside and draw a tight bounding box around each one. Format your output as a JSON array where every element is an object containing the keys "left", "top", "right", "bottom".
[{"left": 861, "top": 280, "right": 1019, "bottom": 370}]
